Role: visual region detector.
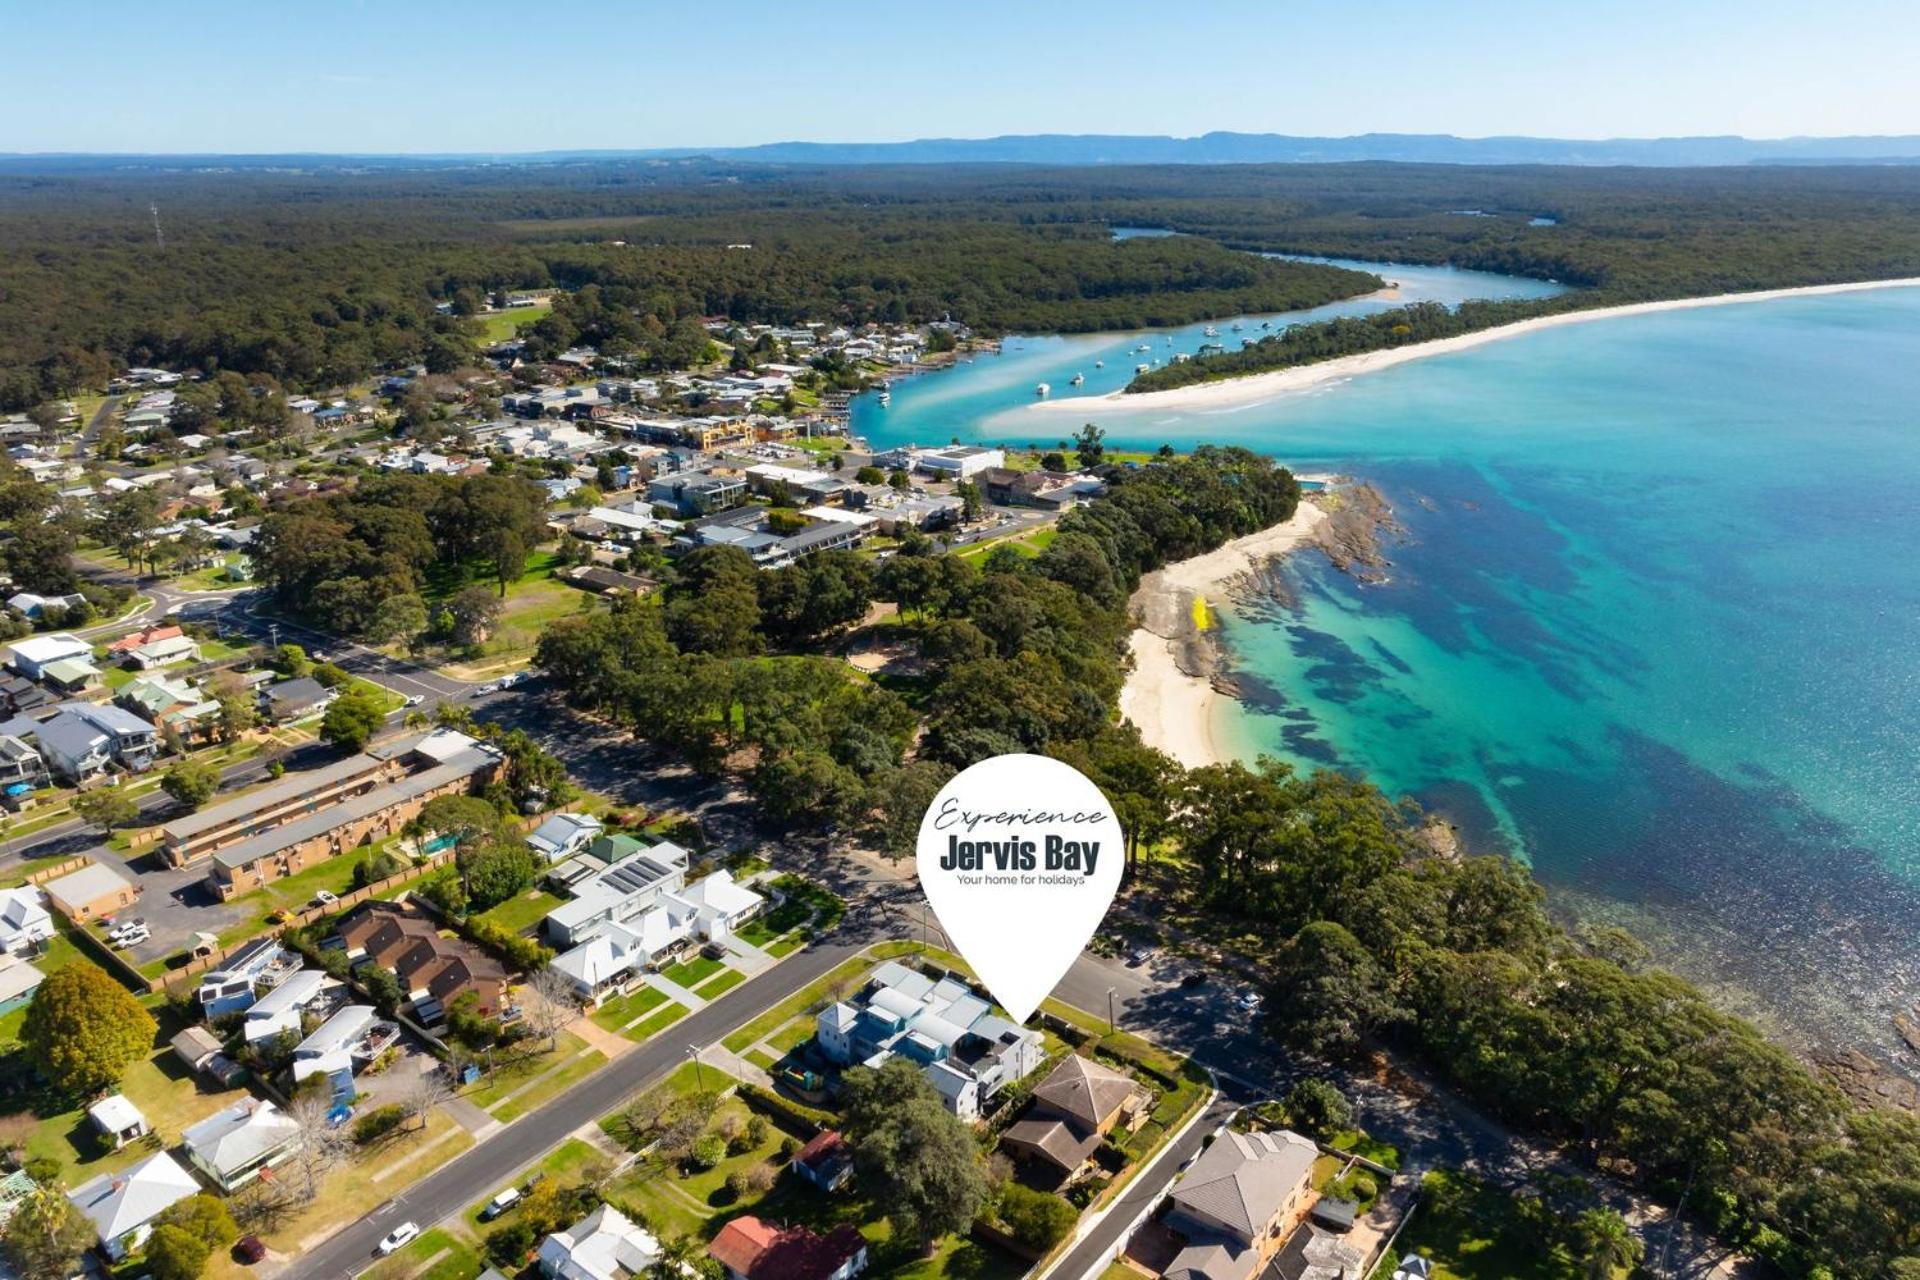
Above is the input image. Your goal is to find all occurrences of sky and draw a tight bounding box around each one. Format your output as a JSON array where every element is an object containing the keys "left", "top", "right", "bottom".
[{"left": 5, "top": 0, "right": 1920, "bottom": 154}]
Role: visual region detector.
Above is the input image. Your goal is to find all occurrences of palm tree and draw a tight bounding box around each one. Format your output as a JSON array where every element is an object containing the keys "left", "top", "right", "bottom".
[{"left": 1576, "top": 1208, "right": 1641, "bottom": 1280}]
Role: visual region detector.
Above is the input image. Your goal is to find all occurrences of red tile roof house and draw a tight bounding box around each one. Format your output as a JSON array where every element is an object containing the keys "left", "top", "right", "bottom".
[
  {"left": 790, "top": 1130, "right": 854, "bottom": 1192},
  {"left": 710, "top": 1217, "right": 868, "bottom": 1280}
]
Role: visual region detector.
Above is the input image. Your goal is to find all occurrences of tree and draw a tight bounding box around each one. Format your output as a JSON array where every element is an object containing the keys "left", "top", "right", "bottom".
[
  {"left": 1, "top": 1187, "right": 94, "bottom": 1280},
  {"left": 396, "top": 1065, "right": 452, "bottom": 1132},
  {"left": 954, "top": 481, "right": 984, "bottom": 522},
  {"left": 997, "top": 1183, "right": 1078, "bottom": 1252},
  {"left": 1267, "top": 921, "right": 1401, "bottom": 1059},
  {"left": 320, "top": 688, "right": 385, "bottom": 752},
  {"left": 161, "top": 760, "right": 221, "bottom": 810},
  {"left": 142, "top": 1228, "right": 208, "bottom": 1280},
  {"left": 1073, "top": 422, "right": 1106, "bottom": 469},
  {"left": 416, "top": 794, "right": 508, "bottom": 845},
  {"left": 1573, "top": 1208, "right": 1641, "bottom": 1280},
  {"left": 208, "top": 670, "right": 258, "bottom": 742},
  {"left": 869, "top": 761, "right": 953, "bottom": 861},
  {"left": 855, "top": 465, "right": 884, "bottom": 485},
  {"left": 21, "top": 962, "right": 156, "bottom": 1094},
  {"left": 1040, "top": 451, "right": 1068, "bottom": 472},
  {"left": 456, "top": 837, "right": 538, "bottom": 911},
  {"left": 523, "top": 965, "right": 579, "bottom": 1051},
  {"left": 841, "top": 1059, "right": 987, "bottom": 1251},
  {"left": 155, "top": 1196, "right": 237, "bottom": 1252},
  {"left": 286, "top": 1085, "right": 349, "bottom": 1201},
  {"left": 368, "top": 592, "right": 429, "bottom": 653},
  {"left": 446, "top": 584, "right": 502, "bottom": 649},
  {"left": 1281, "top": 1078, "right": 1352, "bottom": 1140},
  {"left": 70, "top": 787, "right": 138, "bottom": 834}
]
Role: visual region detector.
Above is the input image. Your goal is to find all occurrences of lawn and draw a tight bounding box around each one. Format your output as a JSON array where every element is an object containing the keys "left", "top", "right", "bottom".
[
  {"left": 629, "top": 1000, "right": 689, "bottom": 1041},
  {"left": 720, "top": 956, "right": 871, "bottom": 1053},
  {"left": 14, "top": 1049, "right": 250, "bottom": 1184},
  {"left": 463, "top": 1032, "right": 604, "bottom": 1119},
  {"left": 476, "top": 887, "right": 565, "bottom": 935},
  {"left": 363, "top": 1228, "right": 483, "bottom": 1280},
  {"left": 589, "top": 984, "right": 670, "bottom": 1035},
  {"left": 662, "top": 954, "right": 725, "bottom": 988},
  {"left": 955, "top": 525, "right": 1058, "bottom": 564},
  {"left": 695, "top": 968, "right": 746, "bottom": 999},
  {"left": 766, "top": 933, "right": 807, "bottom": 958},
  {"left": 1331, "top": 1127, "right": 1404, "bottom": 1171},
  {"left": 1372, "top": 1171, "right": 1601, "bottom": 1280},
  {"left": 422, "top": 548, "right": 591, "bottom": 666},
  {"left": 471, "top": 304, "right": 552, "bottom": 344}
]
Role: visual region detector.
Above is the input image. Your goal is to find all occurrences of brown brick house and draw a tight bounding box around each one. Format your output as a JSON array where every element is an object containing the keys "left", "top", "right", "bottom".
[{"left": 339, "top": 900, "right": 509, "bottom": 1017}]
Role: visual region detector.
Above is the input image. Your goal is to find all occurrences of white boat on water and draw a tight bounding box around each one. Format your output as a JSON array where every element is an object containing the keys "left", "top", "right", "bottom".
[
  {"left": 1094, "top": 360, "right": 1105, "bottom": 368},
  {"left": 1203, "top": 325, "right": 1220, "bottom": 337},
  {"left": 878, "top": 391, "right": 891, "bottom": 405},
  {"left": 1035, "top": 382, "right": 1050, "bottom": 396},
  {"left": 1069, "top": 372, "right": 1085, "bottom": 385},
  {"left": 1231, "top": 322, "right": 1243, "bottom": 331},
  {"left": 1135, "top": 363, "right": 1150, "bottom": 373}
]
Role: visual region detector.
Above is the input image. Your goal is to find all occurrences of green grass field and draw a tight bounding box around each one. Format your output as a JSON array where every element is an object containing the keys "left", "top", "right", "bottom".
[
  {"left": 695, "top": 968, "right": 746, "bottom": 999},
  {"left": 1373, "top": 1172, "right": 1608, "bottom": 1280},
  {"left": 471, "top": 304, "right": 552, "bottom": 344},
  {"left": 662, "top": 954, "right": 725, "bottom": 988}
]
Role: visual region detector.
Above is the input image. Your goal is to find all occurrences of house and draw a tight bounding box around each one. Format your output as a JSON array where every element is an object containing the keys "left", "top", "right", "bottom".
[
  {"left": 0, "top": 954, "right": 45, "bottom": 1014},
  {"left": 551, "top": 896, "right": 698, "bottom": 1003},
  {"left": 182, "top": 1098, "right": 302, "bottom": 1192},
  {"left": 790, "top": 1130, "right": 853, "bottom": 1192},
  {"left": 0, "top": 732, "right": 44, "bottom": 789},
  {"left": 543, "top": 843, "right": 690, "bottom": 948},
  {"left": 39, "top": 656, "right": 102, "bottom": 693},
  {"left": 1163, "top": 1130, "right": 1321, "bottom": 1280},
  {"left": 170, "top": 1024, "right": 247, "bottom": 1087},
  {"left": 814, "top": 961, "right": 1043, "bottom": 1120},
  {"left": 7, "top": 591, "right": 86, "bottom": 620},
  {"left": 292, "top": 1004, "right": 377, "bottom": 1093},
  {"left": 86, "top": 1094, "right": 150, "bottom": 1150},
  {"left": 42, "top": 860, "right": 137, "bottom": 923},
  {"left": 195, "top": 938, "right": 301, "bottom": 1018},
  {"left": 241, "top": 967, "right": 329, "bottom": 1044},
  {"left": 7, "top": 632, "right": 90, "bottom": 680},
  {"left": 1390, "top": 1258, "right": 1434, "bottom": 1280},
  {"left": 709, "top": 1217, "right": 869, "bottom": 1280},
  {"left": 67, "top": 1151, "right": 200, "bottom": 1261},
  {"left": 339, "top": 901, "right": 509, "bottom": 1019},
  {"left": 526, "top": 812, "right": 604, "bottom": 864},
  {"left": 263, "top": 676, "right": 335, "bottom": 723},
  {"left": 0, "top": 885, "right": 54, "bottom": 955},
  {"left": 537, "top": 1203, "right": 661, "bottom": 1280},
  {"left": 676, "top": 869, "right": 763, "bottom": 940},
  {"left": 126, "top": 633, "right": 201, "bottom": 669},
  {"left": 31, "top": 713, "right": 113, "bottom": 783},
  {"left": 60, "top": 702, "right": 161, "bottom": 771},
  {"left": 1001, "top": 1054, "right": 1145, "bottom": 1177}
]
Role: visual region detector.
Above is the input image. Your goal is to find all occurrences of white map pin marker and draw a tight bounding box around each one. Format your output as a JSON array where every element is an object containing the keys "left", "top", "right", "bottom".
[{"left": 916, "top": 754, "right": 1124, "bottom": 1024}]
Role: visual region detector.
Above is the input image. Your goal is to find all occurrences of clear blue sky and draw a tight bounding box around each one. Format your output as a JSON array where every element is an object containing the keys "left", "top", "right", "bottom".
[{"left": 8, "top": 0, "right": 1920, "bottom": 153}]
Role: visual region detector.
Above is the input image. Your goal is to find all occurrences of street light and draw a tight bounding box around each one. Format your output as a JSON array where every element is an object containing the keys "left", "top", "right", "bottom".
[
  {"left": 1106, "top": 987, "right": 1117, "bottom": 1035},
  {"left": 687, "top": 1043, "right": 707, "bottom": 1093}
]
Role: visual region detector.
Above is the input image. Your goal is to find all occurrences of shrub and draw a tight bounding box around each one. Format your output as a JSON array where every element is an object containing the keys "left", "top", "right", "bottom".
[
  {"left": 737, "top": 1082, "right": 833, "bottom": 1135},
  {"left": 352, "top": 1104, "right": 407, "bottom": 1145},
  {"left": 689, "top": 1133, "right": 727, "bottom": 1171},
  {"left": 485, "top": 1222, "right": 536, "bottom": 1269},
  {"left": 745, "top": 1114, "right": 770, "bottom": 1148},
  {"left": 998, "top": 1182, "right": 1079, "bottom": 1250},
  {"left": 724, "top": 1169, "right": 752, "bottom": 1200}
]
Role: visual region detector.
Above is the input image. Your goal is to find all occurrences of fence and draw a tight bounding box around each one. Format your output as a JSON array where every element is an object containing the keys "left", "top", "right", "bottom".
[
  {"left": 157, "top": 847, "right": 458, "bottom": 996},
  {"left": 23, "top": 855, "right": 91, "bottom": 886}
]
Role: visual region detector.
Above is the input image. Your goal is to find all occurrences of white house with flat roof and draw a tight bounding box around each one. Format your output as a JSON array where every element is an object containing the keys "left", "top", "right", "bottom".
[
  {"left": 6, "top": 632, "right": 89, "bottom": 680},
  {"left": 86, "top": 1094, "right": 149, "bottom": 1150}
]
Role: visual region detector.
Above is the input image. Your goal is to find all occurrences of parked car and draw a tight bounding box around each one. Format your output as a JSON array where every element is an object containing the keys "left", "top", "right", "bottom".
[
  {"left": 471, "top": 684, "right": 497, "bottom": 698},
  {"left": 1127, "top": 947, "right": 1153, "bottom": 967},
  {"left": 497, "top": 672, "right": 526, "bottom": 689},
  {"left": 106, "top": 918, "right": 147, "bottom": 942},
  {"left": 311, "top": 890, "right": 339, "bottom": 907},
  {"left": 480, "top": 1187, "right": 522, "bottom": 1221},
  {"left": 113, "top": 926, "right": 151, "bottom": 949},
  {"left": 232, "top": 1236, "right": 268, "bottom": 1265},
  {"left": 1238, "top": 991, "right": 1262, "bottom": 1011},
  {"left": 376, "top": 1223, "right": 419, "bottom": 1256},
  {"left": 403, "top": 694, "right": 424, "bottom": 707},
  {"left": 1180, "top": 971, "right": 1207, "bottom": 989}
]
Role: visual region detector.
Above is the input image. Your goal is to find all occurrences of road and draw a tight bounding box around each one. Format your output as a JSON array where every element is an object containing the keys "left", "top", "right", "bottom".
[{"left": 299, "top": 937, "right": 867, "bottom": 1279}]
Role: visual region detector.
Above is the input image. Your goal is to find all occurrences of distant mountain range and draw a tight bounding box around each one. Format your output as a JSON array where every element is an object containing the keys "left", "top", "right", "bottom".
[
  {"left": 645, "top": 132, "right": 1920, "bottom": 167},
  {"left": 7, "top": 132, "right": 1920, "bottom": 171}
]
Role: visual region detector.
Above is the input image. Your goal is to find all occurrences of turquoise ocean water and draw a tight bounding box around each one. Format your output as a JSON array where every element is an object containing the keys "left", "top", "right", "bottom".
[{"left": 857, "top": 268, "right": 1920, "bottom": 1061}]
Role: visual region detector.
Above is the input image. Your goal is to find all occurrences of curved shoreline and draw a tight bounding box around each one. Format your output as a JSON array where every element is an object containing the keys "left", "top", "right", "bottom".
[
  {"left": 1120, "top": 502, "right": 1328, "bottom": 767},
  {"left": 1027, "top": 275, "right": 1920, "bottom": 415}
]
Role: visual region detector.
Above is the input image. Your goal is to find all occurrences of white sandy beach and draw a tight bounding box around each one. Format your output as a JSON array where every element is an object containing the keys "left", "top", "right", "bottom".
[
  {"left": 1031, "top": 276, "right": 1920, "bottom": 415},
  {"left": 1120, "top": 502, "right": 1329, "bottom": 768}
]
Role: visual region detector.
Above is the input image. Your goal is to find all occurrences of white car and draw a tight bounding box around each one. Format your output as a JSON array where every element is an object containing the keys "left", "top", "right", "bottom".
[
  {"left": 113, "top": 927, "right": 150, "bottom": 949},
  {"left": 497, "top": 672, "right": 525, "bottom": 689},
  {"left": 403, "top": 694, "right": 424, "bottom": 708},
  {"left": 376, "top": 1223, "right": 419, "bottom": 1256},
  {"left": 480, "top": 1187, "right": 522, "bottom": 1220},
  {"left": 312, "top": 890, "right": 339, "bottom": 907},
  {"left": 471, "top": 684, "right": 497, "bottom": 698},
  {"left": 105, "top": 918, "right": 146, "bottom": 942},
  {"left": 1238, "top": 992, "right": 1263, "bottom": 1011}
]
